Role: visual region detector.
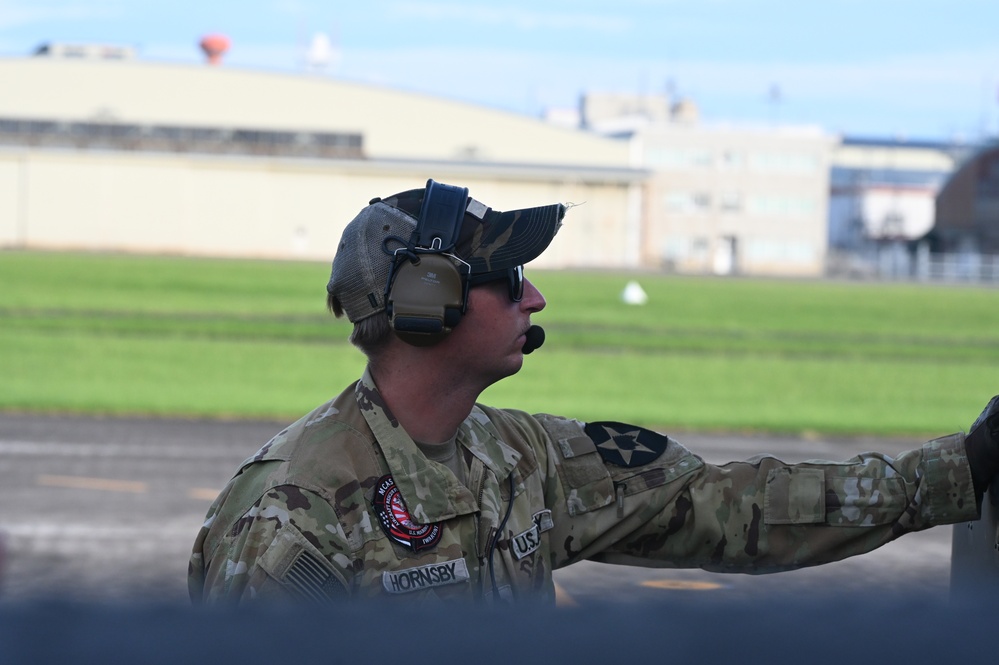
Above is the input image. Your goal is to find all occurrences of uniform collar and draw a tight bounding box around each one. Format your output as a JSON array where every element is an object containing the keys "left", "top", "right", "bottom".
[
  {"left": 355, "top": 367, "right": 521, "bottom": 523},
  {"left": 460, "top": 407, "right": 524, "bottom": 480}
]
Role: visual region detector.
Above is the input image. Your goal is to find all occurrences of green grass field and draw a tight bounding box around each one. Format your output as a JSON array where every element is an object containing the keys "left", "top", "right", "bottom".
[{"left": 1, "top": 250, "right": 997, "bottom": 437}]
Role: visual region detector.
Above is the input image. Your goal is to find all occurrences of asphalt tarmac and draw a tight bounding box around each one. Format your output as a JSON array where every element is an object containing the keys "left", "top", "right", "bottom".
[{"left": 0, "top": 413, "right": 962, "bottom": 606}]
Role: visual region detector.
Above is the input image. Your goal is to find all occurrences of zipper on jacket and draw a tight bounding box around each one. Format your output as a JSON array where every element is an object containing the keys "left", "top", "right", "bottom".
[{"left": 467, "top": 457, "right": 489, "bottom": 599}]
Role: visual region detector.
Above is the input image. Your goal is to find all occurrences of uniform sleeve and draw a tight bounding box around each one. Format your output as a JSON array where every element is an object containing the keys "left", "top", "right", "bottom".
[
  {"left": 189, "top": 483, "right": 353, "bottom": 604},
  {"left": 535, "top": 416, "right": 978, "bottom": 574}
]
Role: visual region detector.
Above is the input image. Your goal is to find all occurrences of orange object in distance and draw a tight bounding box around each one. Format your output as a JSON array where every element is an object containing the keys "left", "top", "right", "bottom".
[{"left": 199, "top": 34, "right": 230, "bottom": 65}]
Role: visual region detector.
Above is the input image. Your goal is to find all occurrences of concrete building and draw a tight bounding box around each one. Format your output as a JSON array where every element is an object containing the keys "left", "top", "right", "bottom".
[
  {"left": 581, "top": 93, "right": 835, "bottom": 277},
  {"left": 640, "top": 123, "right": 834, "bottom": 276},
  {"left": 0, "top": 50, "right": 645, "bottom": 270}
]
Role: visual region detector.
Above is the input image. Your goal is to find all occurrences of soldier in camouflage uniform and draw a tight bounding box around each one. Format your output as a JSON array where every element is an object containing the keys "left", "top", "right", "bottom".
[{"left": 189, "top": 181, "right": 999, "bottom": 604}]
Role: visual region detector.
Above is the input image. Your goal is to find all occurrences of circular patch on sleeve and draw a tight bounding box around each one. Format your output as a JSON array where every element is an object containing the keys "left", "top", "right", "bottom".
[
  {"left": 583, "top": 421, "right": 670, "bottom": 468},
  {"left": 373, "top": 475, "right": 442, "bottom": 551}
]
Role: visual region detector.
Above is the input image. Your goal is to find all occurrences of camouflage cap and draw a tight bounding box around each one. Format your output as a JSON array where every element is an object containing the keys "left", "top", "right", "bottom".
[{"left": 327, "top": 183, "right": 565, "bottom": 323}]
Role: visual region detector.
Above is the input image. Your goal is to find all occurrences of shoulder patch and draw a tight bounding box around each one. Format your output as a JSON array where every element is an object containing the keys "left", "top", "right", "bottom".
[
  {"left": 258, "top": 526, "right": 351, "bottom": 603},
  {"left": 373, "top": 475, "right": 442, "bottom": 551},
  {"left": 284, "top": 550, "right": 350, "bottom": 602},
  {"left": 584, "top": 421, "right": 670, "bottom": 468}
]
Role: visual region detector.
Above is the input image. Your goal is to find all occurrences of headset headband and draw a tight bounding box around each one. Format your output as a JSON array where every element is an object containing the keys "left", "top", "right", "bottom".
[{"left": 411, "top": 179, "right": 468, "bottom": 252}]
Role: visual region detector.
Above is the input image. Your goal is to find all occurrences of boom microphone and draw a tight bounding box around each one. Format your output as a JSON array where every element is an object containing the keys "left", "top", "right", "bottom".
[{"left": 522, "top": 325, "right": 545, "bottom": 354}]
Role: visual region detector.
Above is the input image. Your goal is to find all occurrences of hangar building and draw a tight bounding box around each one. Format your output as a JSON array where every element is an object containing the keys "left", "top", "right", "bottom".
[{"left": 0, "top": 49, "right": 645, "bottom": 270}]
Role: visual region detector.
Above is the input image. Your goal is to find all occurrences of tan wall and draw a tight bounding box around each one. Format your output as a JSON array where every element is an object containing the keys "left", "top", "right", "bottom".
[
  {"left": 0, "top": 58, "right": 640, "bottom": 269},
  {"left": 0, "top": 147, "right": 636, "bottom": 269},
  {"left": 0, "top": 155, "right": 19, "bottom": 245}
]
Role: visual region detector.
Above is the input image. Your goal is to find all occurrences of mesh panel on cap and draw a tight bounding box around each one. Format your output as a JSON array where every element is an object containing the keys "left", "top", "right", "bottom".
[{"left": 327, "top": 201, "right": 416, "bottom": 323}]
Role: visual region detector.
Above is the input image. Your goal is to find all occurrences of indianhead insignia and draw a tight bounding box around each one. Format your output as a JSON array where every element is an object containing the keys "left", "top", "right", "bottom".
[
  {"left": 373, "top": 475, "right": 442, "bottom": 551},
  {"left": 584, "top": 421, "right": 670, "bottom": 468}
]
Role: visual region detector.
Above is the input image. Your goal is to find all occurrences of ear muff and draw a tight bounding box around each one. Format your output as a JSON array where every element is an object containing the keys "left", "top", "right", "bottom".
[
  {"left": 385, "top": 252, "right": 467, "bottom": 347},
  {"left": 382, "top": 179, "right": 471, "bottom": 347}
]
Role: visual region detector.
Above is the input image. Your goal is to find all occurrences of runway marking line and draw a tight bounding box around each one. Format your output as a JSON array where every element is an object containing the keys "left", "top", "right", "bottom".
[
  {"left": 37, "top": 474, "right": 148, "bottom": 493},
  {"left": 554, "top": 582, "right": 577, "bottom": 607},
  {"left": 188, "top": 488, "right": 221, "bottom": 501},
  {"left": 640, "top": 579, "right": 724, "bottom": 591}
]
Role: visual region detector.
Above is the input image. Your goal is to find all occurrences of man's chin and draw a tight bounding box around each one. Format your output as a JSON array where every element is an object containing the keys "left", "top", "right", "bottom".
[
  {"left": 506, "top": 355, "right": 525, "bottom": 375},
  {"left": 489, "top": 357, "right": 525, "bottom": 386}
]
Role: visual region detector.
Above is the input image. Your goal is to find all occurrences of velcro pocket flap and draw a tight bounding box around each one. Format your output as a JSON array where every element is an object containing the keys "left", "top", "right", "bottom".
[
  {"left": 538, "top": 415, "right": 614, "bottom": 516},
  {"left": 765, "top": 467, "right": 826, "bottom": 525}
]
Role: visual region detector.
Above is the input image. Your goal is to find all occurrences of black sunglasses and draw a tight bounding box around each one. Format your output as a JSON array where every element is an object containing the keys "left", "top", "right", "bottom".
[{"left": 467, "top": 265, "right": 524, "bottom": 302}]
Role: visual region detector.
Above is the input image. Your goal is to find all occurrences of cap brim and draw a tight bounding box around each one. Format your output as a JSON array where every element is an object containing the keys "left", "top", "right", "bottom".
[
  {"left": 459, "top": 203, "right": 565, "bottom": 274},
  {"left": 373, "top": 186, "right": 565, "bottom": 274}
]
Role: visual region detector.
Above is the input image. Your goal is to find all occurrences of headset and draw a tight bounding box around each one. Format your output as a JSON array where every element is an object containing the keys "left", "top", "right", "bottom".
[
  {"left": 383, "top": 179, "right": 472, "bottom": 347},
  {"left": 383, "top": 179, "right": 547, "bottom": 354}
]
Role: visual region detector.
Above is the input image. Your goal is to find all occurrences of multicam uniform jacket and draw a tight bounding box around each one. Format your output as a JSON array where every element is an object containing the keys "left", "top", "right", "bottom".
[{"left": 189, "top": 368, "right": 978, "bottom": 604}]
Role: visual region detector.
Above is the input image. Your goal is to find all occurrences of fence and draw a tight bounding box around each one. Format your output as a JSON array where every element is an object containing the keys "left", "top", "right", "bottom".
[{"left": 827, "top": 247, "right": 999, "bottom": 285}]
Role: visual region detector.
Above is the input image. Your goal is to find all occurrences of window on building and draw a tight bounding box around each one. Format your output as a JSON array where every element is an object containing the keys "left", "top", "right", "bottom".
[
  {"left": 648, "top": 147, "right": 713, "bottom": 169},
  {"left": 746, "top": 195, "right": 816, "bottom": 217},
  {"left": 664, "top": 191, "right": 712, "bottom": 214},
  {"left": 744, "top": 239, "right": 816, "bottom": 264},
  {"left": 720, "top": 191, "right": 743, "bottom": 212},
  {"left": 719, "top": 150, "right": 744, "bottom": 170},
  {"left": 664, "top": 236, "right": 711, "bottom": 260},
  {"left": 748, "top": 151, "right": 818, "bottom": 174}
]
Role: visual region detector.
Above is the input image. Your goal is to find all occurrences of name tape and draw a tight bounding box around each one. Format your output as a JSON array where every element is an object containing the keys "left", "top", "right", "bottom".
[{"left": 382, "top": 558, "right": 470, "bottom": 595}]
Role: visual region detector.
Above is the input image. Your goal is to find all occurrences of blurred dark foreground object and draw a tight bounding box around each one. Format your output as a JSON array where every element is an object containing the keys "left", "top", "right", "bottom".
[
  {"left": 1, "top": 592, "right": 997, "bottom": 665},
  {"left": 951, "top": 486, "right": 999, "bottom": 596}
]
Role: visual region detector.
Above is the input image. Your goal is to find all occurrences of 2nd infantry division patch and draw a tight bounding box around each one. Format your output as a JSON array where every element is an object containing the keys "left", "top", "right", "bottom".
[{"left": 583, "top": 421, "right": 670, "bottom": 468}]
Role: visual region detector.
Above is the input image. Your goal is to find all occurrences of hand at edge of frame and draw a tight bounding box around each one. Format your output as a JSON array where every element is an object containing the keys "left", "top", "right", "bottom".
[{"left": 964, "top": 395, "right": 999, "bottom": 508}]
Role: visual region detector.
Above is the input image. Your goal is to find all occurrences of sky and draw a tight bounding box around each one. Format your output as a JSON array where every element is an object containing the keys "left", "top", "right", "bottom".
[{"left": 1, "top": 0, "right": 998, "bottom": 142}]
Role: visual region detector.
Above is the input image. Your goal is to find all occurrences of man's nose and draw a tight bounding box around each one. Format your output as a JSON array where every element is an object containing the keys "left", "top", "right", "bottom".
[{"left": 521, "top": 278, "right": 546, "bottom": 313}]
